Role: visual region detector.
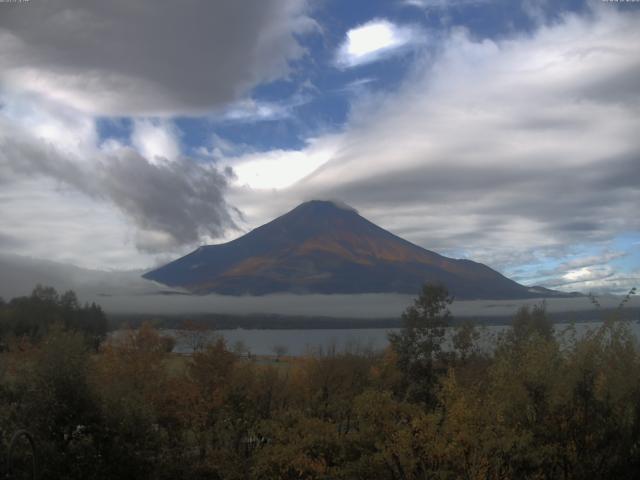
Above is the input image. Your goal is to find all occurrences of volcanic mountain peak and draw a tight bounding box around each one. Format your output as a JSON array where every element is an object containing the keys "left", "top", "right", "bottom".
[
  {"left": 278, "top": 199, "right": 359, "bottom": 222},
  {"left": 143, "top": 201, "right": 563, "bottom": 299},
  {"left": 274, "top": 199, "right": 360, "bottom": 229},
  {"left": 300, "top": 199, "right": 358, "bottom": 213}
]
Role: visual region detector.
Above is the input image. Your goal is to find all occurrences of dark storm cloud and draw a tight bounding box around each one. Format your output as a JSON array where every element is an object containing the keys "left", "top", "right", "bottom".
[{"left": 0, "top": 0, "right": 311, "bottom": 115}]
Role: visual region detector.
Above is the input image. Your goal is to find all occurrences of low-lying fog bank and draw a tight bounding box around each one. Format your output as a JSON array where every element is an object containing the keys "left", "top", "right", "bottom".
[{"left": 1, "top": 253, "right": 637, "bottom": 321}]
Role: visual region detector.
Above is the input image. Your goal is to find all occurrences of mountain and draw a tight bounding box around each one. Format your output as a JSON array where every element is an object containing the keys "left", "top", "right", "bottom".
[{"left": 143, "top": 200, "right": 566, "bottom": 299}]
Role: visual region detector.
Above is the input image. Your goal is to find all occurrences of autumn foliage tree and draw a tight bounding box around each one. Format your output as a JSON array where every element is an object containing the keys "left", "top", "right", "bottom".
[{"left": 1, "top": 285, "right": 639, "bottom": 479}]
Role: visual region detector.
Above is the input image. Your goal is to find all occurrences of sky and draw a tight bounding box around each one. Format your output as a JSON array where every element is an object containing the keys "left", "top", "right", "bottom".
[{"left": 0, "top": 0, "right": 639, "bottom": 295}]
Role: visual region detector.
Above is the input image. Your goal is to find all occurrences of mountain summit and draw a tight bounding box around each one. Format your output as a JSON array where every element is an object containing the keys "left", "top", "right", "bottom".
[{"left": 143, "top": 200, "right": 552, "bottom": 299}]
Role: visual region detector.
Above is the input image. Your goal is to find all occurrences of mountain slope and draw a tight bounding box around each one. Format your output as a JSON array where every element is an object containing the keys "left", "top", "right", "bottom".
[{"left": 143, "top": 200, "right": 557, "bottom": 299}]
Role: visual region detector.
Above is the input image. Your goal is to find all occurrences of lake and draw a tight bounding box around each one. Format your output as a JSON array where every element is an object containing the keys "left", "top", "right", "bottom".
[{"left": 163, "top": 319, "right": 640, "bottom": 356}]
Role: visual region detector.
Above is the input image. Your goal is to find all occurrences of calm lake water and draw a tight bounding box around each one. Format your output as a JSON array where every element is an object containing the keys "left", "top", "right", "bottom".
[{"left": 163, "top": 320, "right": 640, "bottom": 356}]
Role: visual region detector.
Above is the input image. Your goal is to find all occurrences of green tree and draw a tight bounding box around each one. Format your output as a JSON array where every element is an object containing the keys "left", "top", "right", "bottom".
[
  {"left": 389, "top": 283, "right": 453, "bottom": 405},
  {"left": 0, "top": 286, "right": 107, "bottom": 347},
  {"left": 510, "top": 302, "right": 553, "bottom": 344},
  {"left": 452, "top": 319, "right": 481, "bottom": 363}
]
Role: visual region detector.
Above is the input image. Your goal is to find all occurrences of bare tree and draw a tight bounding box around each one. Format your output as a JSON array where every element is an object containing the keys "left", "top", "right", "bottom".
[{"left": 179, "top": 320, "right": 210, "bottom": 353}]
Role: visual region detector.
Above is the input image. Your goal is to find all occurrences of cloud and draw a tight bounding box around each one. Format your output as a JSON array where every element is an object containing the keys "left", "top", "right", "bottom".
[
  {"left": 560, "top": 265, "right": 615, "bottom": 284},
  {"left": 0, "top": 92, "right": 98, "bottom": 156},
  {"left": 225, "top": 6, "right": 640, "bottom": 292},
  {"left": 4, "top": 253, "right": 637, "bottom": 319},
  {"left": 219, "top": 93, "right": 311, "bottom": 123},
  {"left": 223, "top": 137, "right": 339, "bottom": 190},
  {"left": 560, "top": 251, "right": 627, "bottom": 271},
  {"left": 336, "top": 19, "right": 423, "bottom": 68},
  {"left": 0, "top": 0, "right": 311, "bottom": 116},
  {"left": 405, "top": 0, "right": 491, "bottom": 7},
  {"left": 0, "top": 232, "right": 21, "bottom": 249},
  {"left": 130, "top": 119, "right": 181, "bottom": 164},
  {"left": 0, "top": 1, "right": 321, "bottom": 263},
  {"left": 544, "top": 266, "right": 640, "bottom": 294},
  {"left": 99, "top": 148, "right": 236, "bottom": 251},
  {"left": 0, "top": 176, "right": 151, "bottom": 269},
  {"left": 514, "top": 249, "right": 632, "bottom": 294},
  {"left": 0, "top": 100, "right": 236, "bottom": 256},
  {"left": 223, "top": 99, "right": 291, "bottom": 123}
]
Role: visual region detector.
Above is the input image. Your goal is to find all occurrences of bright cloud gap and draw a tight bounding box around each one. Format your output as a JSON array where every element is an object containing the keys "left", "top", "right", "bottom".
[{"left": 336, "top": 19, "right": 422, "bottom": 68}]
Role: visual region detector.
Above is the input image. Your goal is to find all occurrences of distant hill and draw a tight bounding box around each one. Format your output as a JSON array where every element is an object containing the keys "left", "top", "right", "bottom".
[{"left": 143, "top": 200, "right": 574, "bottom": 299}]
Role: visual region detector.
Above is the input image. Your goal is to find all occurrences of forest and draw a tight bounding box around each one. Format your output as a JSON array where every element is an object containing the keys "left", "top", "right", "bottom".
[{"left": 1, "top": 284, "right": 639, "bottom": 479}]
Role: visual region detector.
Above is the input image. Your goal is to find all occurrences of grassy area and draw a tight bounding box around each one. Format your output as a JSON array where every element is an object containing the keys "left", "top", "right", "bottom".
[{"left": 162, "top": 352, "right": 296, "bottom": 377}]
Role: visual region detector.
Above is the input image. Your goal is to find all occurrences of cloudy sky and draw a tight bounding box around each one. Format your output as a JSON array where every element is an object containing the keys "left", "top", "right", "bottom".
[{"left": 0, "top": 0, "right": 639, "bottom": 294}]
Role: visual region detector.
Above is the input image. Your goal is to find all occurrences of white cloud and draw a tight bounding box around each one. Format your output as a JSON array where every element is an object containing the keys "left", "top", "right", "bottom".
[
  {"left": 336, "top": 19, "right": 423, "bottom": 68},
  {"left": 223, "top": 99, "right": 289, "bottom": 122},
  {"left": 547, "top": 266, "right": 640, "bottom": 295},
  {"left": 0, "top": 91, "right": 98, "bottom": 155},
  {"left": 512, "top": 249, "right": 635, "bottom": 294},
  {"left": 405, "top": 0, "right": 491, "bottom": 9},
  {"left": 219, "top": 94, "right": 310, "bottom": 123},
  {"left": 561, "top": 265, "right": 614, "bottom": 284},
  {"left": 224, "top": 138, "right": 339, "bottom": 190},
  {"left": 131, "top": 119, "right": 181, "bottom": 164},
  {"left": 0, "top": 176, "right": 152, "bottom": 270}
]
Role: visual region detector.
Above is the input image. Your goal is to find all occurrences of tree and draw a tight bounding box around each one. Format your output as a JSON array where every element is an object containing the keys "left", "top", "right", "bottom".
[
  {"left": 92, "top": 323, "right": 170, "bottom": 478},
  {"left": 12, "top": 325, "right": 101, "bottom": 478},
  {"left": 452, "top": 319, "right": 481, "bottom": 363},
  {"left": 510, "top": 302, "right": 553, "bottom": 345},
  {"left": 180, "top": 319, "right": 210, "bottom": 353},
  {"left": 0, "top": 286, "right": 107, "bottom": 347},
  {"left": 389, "top": 283, "right": 453, "bottom": 405},
  {"left": 31, "top": 284, "right": 59, "bottom": 304},
  {"left": 233, "top": 339, "right": 250, "bottom": 357},
  {"left": 184, "top": 338, "right": 237, "bottom": 465},
  {"left": 59, "top": 290, "right": 80, "bottom": 310},
  {"left": 272, "top": 344, "right": 288, "bottom": 361}
]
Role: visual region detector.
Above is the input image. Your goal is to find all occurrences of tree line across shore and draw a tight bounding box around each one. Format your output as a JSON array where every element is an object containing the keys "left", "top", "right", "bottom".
[{"left": 0, "top": 284, "right": 639, "bottom": 479}]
